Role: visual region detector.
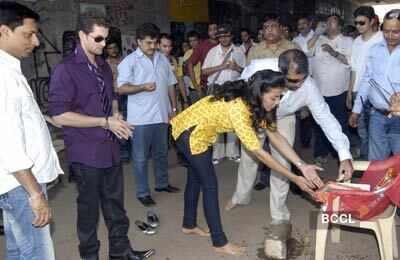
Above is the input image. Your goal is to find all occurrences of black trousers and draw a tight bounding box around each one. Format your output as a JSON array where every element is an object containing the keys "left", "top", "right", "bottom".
[{"left": 71, "top": 163, "right": 131, "bottom": 258}]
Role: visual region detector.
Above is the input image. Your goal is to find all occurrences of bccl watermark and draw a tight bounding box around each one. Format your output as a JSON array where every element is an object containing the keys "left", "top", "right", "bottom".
[
  {"left": 320, "top": 212, "right": 356, "bottom": 224},
  {"left": 309, "top": 211, "right": 358, "bottom": 229}
]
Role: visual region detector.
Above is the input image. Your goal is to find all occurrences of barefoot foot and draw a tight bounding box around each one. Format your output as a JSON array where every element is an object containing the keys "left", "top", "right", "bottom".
[
  {"left": 214, "top": 243, "right": 246, "bottom": 256},
  {"left": 182, "top": 227, "right": 210, "bottom": 237},
  {"left": 224, "top": 200, "right": 238, "bottom": 211}
]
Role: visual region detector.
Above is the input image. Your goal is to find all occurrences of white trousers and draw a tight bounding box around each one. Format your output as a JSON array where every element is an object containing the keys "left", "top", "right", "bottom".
[
  {"left": 212, "top": 133, "right": 240, "bottom": 160},
  {"left": 231, "top": 115, "right": 296, "bottom": 223}
]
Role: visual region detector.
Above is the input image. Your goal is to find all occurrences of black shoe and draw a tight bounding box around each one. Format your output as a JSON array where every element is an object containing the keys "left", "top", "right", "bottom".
[
  {"left": 147, "top": 210, "right": 159, "bottom": 228},
  {"left": 254, "top": 182, "right": 267, "bottom": 191},
  {"left": 0, "top": 224, "right": 4, "bottom": 236},
  {"left": 138, "top": 196, "right": 156, "bottom": 207},
  {"left": 109, "top": 248, "right": 155, "bottom": 260},
  {"left": 134, "top": 220, "right": 157, "bottom": 235},
  {"left": 154, "top": 185, "right": 180, "bottom": 193}
]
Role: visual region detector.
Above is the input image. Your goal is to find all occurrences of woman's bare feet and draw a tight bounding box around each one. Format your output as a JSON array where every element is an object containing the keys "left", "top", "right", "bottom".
[
  {"left": 182, "top": 227, "right": 210, "bottom": 237},
  {"left": 214, "top": 243, "right": 246, "bottom": 256},
  {"left": 224, "top": 199, "right": 238, "bottom": 211}
]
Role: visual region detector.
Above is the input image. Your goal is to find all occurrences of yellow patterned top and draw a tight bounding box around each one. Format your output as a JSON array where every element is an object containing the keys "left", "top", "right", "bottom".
[{"left": 171, "top": 96, "right": 265, "bottom": 155}]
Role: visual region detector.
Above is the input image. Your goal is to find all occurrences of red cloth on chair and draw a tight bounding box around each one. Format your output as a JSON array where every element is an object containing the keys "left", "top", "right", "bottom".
[{"left": 324, "top": 154, "right": 400, "bottom": 220}]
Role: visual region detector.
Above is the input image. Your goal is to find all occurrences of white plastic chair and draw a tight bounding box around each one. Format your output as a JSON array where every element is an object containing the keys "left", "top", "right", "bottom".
[{"left": 315, "top": 161, "right": 399, "bottom": 260}]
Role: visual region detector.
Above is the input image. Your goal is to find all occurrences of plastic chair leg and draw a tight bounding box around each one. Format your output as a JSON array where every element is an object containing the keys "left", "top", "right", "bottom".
[
  {"left": 331, "top": 225, "right": 341, "bottom": 243},
  {"left": 377, "top": 218, "right": 394, "bottom": 260},
  {"left": 315, "top": 213, "right": 329, "bottom": 260},
  {"left": 393, "top": 221, "right": 398, "bottom": 258}
]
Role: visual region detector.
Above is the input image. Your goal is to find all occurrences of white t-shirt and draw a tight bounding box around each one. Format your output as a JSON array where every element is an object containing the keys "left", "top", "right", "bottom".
[
  {"left": 202, "top": 44, "right": 246, "bottom": 85},
  {"left": 350, "top": 31, "right": 383, "bottom": 93},
  {"left": 311, "top": 34, "right": 353, "bottom": 97}
]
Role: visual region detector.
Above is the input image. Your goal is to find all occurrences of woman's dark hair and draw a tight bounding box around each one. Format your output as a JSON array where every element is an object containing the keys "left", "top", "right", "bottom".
[{"left": 210, "top": 70, "right": 285, "bottom": 131}]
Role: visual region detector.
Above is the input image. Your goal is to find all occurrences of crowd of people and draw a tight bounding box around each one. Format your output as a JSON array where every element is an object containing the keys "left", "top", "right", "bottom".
[{"left": 1, "top": 1, "right": 400, "bottom": 260}]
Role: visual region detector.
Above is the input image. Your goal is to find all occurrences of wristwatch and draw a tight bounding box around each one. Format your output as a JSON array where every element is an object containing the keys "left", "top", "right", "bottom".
[{"left": 295, "top": 161, "right": 305, "bottom": 168}]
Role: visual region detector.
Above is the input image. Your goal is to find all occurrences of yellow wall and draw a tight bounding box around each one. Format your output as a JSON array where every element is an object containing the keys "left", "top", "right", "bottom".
[{"left": 169, "top": 0, "right": 209, "bottom": 22}]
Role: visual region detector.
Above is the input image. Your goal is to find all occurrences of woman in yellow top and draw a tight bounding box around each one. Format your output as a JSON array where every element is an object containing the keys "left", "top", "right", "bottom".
[{"left": 170, "top": 70, "right": 323, "bottom": 256}]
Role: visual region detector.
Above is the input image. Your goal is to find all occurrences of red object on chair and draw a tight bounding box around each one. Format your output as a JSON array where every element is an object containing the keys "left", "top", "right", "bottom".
[{"left": 323, "top": 155, "right": 400, "bottom": 220}]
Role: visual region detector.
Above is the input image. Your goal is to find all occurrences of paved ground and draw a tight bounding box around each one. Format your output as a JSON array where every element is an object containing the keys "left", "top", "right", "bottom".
[{"left": 0, "top": 143, "right": 396, "bottom": 260}]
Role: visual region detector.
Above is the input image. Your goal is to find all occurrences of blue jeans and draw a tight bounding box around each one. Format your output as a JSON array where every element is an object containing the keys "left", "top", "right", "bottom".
[
  {"left": 175, "top": 129, "right": 228, "bottom": 247},
  {"left": 314, "top": 92, "right": 350, "bottom": 158},
  {"left": 0, "top": 185, "right": 55, "bottom": 260},
  {"left": 368, "top": 109, "right": 400, "bottom": 160},
  {"left": 131, "top": 123, "right": 169, "bottom": 198}
]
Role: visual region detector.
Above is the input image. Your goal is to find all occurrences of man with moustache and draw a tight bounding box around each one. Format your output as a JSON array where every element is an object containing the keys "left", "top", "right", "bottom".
[
  {"left": 117, "top": 23, "right": 179, "bottom": 207},
  {"left": 0, "top": 2, "right": 62, "bottom": 259},
  {"left": 228, "top": 49, "right": 353, "bottom": 260}
]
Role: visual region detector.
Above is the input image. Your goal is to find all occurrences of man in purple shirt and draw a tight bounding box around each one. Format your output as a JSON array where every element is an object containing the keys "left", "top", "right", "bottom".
[{"left": 48, "top": 15, "right": 155, "bottom": 260}]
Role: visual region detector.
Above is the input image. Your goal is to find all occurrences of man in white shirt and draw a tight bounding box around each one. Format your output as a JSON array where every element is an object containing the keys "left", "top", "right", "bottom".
[
  {"left": 292, "top": 15, "right": 315, "bottom": 149},
  {"left": 308, "top": 14, "right": 353, "bottom": 165},
  {"left": 0, "top": 2, "right": 62, "bottom": 259},
  {"left": 348, "top": 6, "right": 383, "bottom": 160},
  {"left": 293, "top": 15, "right": 314, "bottom": 55},
  {"left": 202, "top": 24, "right": 246, "bottom": 163},
  {"left": 227, "top": 49, "right": 353, "bottom": 260}
]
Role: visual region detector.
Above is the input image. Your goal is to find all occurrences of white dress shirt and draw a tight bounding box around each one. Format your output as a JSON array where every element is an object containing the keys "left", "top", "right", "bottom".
[
  {"left": 0, "top": 49, "right": 63, "bottom": 195},
  {"left": 292, "top": 30, "right": 314, "bottom": 55},
  {"left": 350, "top": 31, "right": 383, "bottom": 93},
  {"left": 202, "top": 44, "right": 246, "bottom": 85},
  {"left": 277, "top": 76, "right": 352, "bottom": 161},
  {"left": 311, "top": 34, "right": 353, "bottom": 97}
]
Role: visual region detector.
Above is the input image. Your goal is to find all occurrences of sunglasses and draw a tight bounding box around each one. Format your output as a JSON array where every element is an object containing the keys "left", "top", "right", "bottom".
[
  {"left": 354, "top": 21, "right": 366, "bottom": 26},
  {"left": 88, "top": 34, "right": 108, "bottom": 43}
]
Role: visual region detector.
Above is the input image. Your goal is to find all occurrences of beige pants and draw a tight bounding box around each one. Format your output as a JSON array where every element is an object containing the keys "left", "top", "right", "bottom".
[
  {"left": 231, "top": 115, "right": 296, "bottom": 223},
  {"left": 212, "top": 133, "right": 240, "bottom": 160}
]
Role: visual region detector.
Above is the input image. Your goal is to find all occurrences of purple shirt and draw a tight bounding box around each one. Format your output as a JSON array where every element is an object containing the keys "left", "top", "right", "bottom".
[{"left": 48, "top": 45, "right": 120, "bottom": 168}]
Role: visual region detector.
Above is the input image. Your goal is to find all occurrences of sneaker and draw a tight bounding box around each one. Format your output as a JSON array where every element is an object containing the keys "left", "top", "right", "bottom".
[{"left": 212, "top": 159, "right": 220, "bottom": 165}]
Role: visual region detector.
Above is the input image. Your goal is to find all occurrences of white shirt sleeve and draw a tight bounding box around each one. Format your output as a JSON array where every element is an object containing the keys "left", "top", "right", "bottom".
[
  {"left": 353, "top": 55, "right": 372, "bottom": 114},
  {"left": 202, "top": 49, "right": 214, "bottom": 70},
  {"left": 305, "top": 82, "right": 352, "bottom": 161},
  {"left": 0, "top": 76, "right": 34, "bottom": 174},
  {"left": 234, "top": 48, "right": 246, "bottom": 68}
]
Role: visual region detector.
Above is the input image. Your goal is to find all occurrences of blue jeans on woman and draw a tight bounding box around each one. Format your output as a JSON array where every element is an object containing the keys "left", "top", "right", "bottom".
[
  {"left": 0, "top": 185, "right": 55, "bottom": 260},
  {"left": 175, "top": 129, "right": 228, "bottom": 247}
]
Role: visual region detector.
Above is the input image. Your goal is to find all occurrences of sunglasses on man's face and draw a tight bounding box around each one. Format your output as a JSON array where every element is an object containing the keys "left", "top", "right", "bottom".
[
  {"left": 354, "top": 21, "right": 366, "bottom": 26},
  {"left": 88, "top": 34, "right": 108, "bottom": 43}
]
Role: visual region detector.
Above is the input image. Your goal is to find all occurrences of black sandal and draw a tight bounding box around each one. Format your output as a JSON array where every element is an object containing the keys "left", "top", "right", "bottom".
[{"left": 147, "top": 210, "right": 160, "bottom": 228}]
